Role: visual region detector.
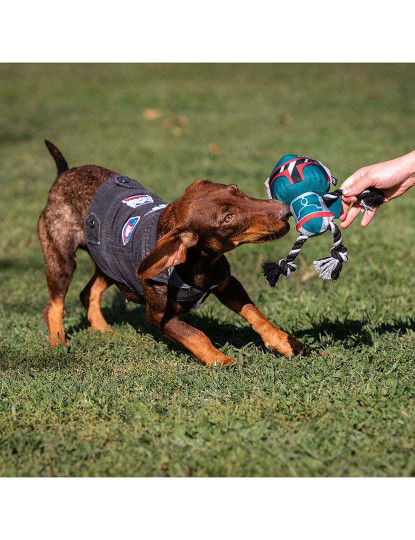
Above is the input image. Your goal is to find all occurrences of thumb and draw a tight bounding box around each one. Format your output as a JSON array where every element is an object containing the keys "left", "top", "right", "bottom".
[{"left": 341, "top": 167, "right": 372, "bottom": 197}]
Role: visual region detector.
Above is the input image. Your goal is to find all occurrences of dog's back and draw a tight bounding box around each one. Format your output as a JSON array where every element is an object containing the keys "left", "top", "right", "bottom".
[
  {"left": 39, "top": 141, "right": 117, "bottom": 253},
  {"left": 43, "top": 141, "right": 116, "bottom": 223}
]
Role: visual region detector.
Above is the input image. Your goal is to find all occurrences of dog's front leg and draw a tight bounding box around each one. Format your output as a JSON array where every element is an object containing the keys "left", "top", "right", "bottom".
[
  {"left": 214, "top": 276, "right": 305, "bottom": 357},
  {"left": 141, "top": 281, "right": 235, "bottom": 366},
  {"left": 147, "top": 308, "right": 236, "bottom": 367}
]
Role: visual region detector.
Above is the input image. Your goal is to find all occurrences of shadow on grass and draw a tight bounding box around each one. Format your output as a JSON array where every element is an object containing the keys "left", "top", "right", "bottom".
[
  {"left": 66, "top": 291, "right": 261, "bottom": 355},
  {"left": 296, "top": 316, "right": 415, "bottom": 348},
  {"left": 0, "top": 256, "right": 44, "bottom": 274},
  {"left": 0, "top": 130, "right": 33, "bottom": 145},
  {"left": 67, "top": 290, "right": 415, "bottom": 354}
]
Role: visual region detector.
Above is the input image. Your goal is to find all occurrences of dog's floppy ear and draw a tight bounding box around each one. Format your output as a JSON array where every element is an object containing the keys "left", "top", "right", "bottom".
[
  {"left": 137, "top": 227, "right": 198, "bottom": 279},
  {"left": 184, "top": 179, "right": 212, "bottom": 193}
]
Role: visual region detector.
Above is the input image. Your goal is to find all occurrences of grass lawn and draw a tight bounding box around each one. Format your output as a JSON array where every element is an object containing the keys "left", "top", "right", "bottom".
[{"left": 1, "top": 64, "right": 415, "bottom": 476}]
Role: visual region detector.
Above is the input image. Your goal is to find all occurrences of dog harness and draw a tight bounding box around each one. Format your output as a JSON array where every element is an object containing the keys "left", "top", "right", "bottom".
[{"left": 85, "top": 175, "right": 230, "bottom": 310}]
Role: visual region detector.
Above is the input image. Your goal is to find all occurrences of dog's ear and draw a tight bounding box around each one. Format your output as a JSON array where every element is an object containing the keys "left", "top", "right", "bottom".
[
  {"left": 137, "top": 227, "right": 198, "bottom": 279},
  {"left": 184, "top": 179, "right": 212, "bottom": 193}
]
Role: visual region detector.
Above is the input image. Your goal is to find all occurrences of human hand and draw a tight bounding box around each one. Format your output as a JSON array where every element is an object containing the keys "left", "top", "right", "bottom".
[{"left": 339, "top": 150, "right": 415, "bottom": 228}]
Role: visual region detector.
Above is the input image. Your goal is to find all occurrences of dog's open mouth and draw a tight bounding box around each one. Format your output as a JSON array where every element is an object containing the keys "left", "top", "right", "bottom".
[{"left": 252, "top": 222, "right": 290, "bottom": 244}]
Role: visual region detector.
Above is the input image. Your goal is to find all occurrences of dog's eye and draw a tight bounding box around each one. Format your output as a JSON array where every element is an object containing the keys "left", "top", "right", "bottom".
[{"left": 224, "top": 214, "right": 233, "bottom": 223}]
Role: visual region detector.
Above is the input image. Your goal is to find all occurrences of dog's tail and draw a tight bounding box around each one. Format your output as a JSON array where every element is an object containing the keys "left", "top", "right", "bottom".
[{"left": 45, "top": 140, "right": 69, "bottom": 175}]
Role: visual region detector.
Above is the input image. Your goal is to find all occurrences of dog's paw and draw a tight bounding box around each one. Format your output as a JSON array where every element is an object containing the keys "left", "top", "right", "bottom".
[
  {"left": 87, "top": 325, "right": 115, "bottom": 334},
  {"left": 219, "top": 355, "right": 237, "bottom": 367},
  {"left": 287, "top": 335, "right": 309, "bottom": 356},
  {"left": 49, "top": 337, "right": 68, "bottom": 347},
  {"left": 206, "top": 354, "right": 237, "bottom": 367},
  {"left": 265, "top": 334, "right": 307, "bottom": 358}
]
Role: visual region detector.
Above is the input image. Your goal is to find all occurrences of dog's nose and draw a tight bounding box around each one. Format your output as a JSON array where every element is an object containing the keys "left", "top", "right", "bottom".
[
  {"left": 269, "top": 200, "right": 291, "bottom": 221},
  {"left": 280, "top": 203, "right": 291, "bottom": 221}
]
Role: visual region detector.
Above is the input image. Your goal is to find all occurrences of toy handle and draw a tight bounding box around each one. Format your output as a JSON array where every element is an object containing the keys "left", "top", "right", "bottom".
[
  {"left": 325, "top": 187, "right": 385, "bottom": 211},
  {"left": 355, "top": 187, "right": 385, "bottom": 210}
]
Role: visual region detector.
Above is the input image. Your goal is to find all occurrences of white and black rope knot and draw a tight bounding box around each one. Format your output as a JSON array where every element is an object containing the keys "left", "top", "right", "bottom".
[
  {"left": 322, "top": 188, "right": 343, "bottom": 203},
  {"left": 262, "top": 234, "right": 308, "bottom": 287},
  {"left": 355, "top": 188, "right": 385, "bottom": 211},
  {"left": 323, "top": 187, "right": 385, "bottom": 211},
  {"left": 313, "top": 222, "right": 348, "bottom": 280}
]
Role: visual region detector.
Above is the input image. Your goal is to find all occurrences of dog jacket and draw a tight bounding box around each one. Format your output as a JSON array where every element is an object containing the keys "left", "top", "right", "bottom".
[{"left": 85, "top": 175, "right": 230, "bottom": 310}]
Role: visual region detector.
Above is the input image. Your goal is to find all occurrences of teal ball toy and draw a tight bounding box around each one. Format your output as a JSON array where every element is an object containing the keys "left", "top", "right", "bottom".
[
  {"left": 263, "top": 155, "right": 347, "bottom": 287},
  {"left": 266, "top": 154, "right": 343, "bottom": 236}
]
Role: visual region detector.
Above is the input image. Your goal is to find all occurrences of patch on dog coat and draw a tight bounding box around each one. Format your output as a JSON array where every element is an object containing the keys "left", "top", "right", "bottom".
[
  {"left": 122, "top": 194, "right": 154, "bottom": 208},
  {"left": 121, "top": 216, "right": 140, "bottom": 245}
]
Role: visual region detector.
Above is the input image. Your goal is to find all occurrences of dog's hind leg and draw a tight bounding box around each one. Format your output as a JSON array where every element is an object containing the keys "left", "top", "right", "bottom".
[
  {"left": 38, "top": 210, "right": 79, "bottom": 346},
  {"left": 80, "top": 267, "right": 114, "bottom": 332}
]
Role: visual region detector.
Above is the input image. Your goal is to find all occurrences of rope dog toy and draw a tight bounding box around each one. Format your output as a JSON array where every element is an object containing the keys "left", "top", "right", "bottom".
[{"left": 263, "top": 154, "right": 385, "bottom": 287}]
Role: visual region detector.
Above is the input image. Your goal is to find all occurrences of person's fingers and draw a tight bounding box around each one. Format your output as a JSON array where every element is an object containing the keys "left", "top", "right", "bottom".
[
  {"left": 360, "top": 206, "right": 378, "bottom": 227},
  {"left": 341, "top": 168, "right": 372, "bottom": 197},
  {"left": 341, "top": 194, "right": 358, "bottom": 204},
  {"left": 339, "top": 201, "right": 350, "bottom": 221},
  {"left": 340, "top": 204, "right": 361, "bottom": 228}
]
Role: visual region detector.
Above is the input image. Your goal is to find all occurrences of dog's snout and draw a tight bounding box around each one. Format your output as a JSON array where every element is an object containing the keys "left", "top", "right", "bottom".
[
  {"left": 280, "top": 203, "right": 291, "bottom": 221},
  {"left": 269, "top": 199, "right": 290, "bottom": 221}
]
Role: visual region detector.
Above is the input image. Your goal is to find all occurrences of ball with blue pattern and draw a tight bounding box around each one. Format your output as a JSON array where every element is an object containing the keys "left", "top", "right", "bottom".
[{"left": 267, "top": 154, "right": 343, "bottom": 237}]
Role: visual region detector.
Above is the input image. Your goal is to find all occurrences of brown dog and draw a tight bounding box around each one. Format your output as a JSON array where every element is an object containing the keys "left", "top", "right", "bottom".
[{"left": 38, "top": 141, "right": 305, "bottom": 365}]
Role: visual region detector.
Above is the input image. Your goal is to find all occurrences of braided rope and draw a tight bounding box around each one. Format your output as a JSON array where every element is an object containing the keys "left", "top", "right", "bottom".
[
  {"left": 322, "top": 189, "right": 343, "bottom": 202},
  {"left": 323, "top": 187, "right": 385, "bottom": 212},
  {"left": 281, "top": 234, "right": 308, "bottom": 275},
  {"left": 313, "top": 222, "right": 348, "bottom": 280},
  {"left": 329, "top": 222, "right": 348, "bottom": 262},
  {"left": 262, "top": 234, "right": 308, "bottom": 287}
]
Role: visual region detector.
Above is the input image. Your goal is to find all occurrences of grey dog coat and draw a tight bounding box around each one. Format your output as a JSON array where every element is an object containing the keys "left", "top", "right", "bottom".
[{"left": 85, "top": 175, "right": 230, "bottom": 310}]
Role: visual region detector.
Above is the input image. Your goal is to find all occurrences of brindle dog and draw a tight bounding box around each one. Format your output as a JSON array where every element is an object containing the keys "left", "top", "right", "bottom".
[{"left": 38, "top": 141, "right": 306, "bottom": 365}]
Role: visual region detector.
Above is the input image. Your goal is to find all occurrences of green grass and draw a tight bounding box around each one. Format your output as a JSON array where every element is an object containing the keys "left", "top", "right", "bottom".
[{"left": 1, "top": 64, "right": 415, "bottom": 476}]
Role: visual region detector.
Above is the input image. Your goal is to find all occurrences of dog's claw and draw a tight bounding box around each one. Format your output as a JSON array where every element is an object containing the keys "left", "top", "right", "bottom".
[
  {"left": 265, "top": 335, "right": 307, "bottom": 358},
  {"left": 87, "top": 325, "right": 115, "bottom": 334},
  {"left": 220, "top": 356, "right": 237, "bottom": 367},
  {"left": 206, "top": 354, "right": 236, "bottom": 367},
  {"left": 298, "top": 344, "right": 310, "bottom": 356}
]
